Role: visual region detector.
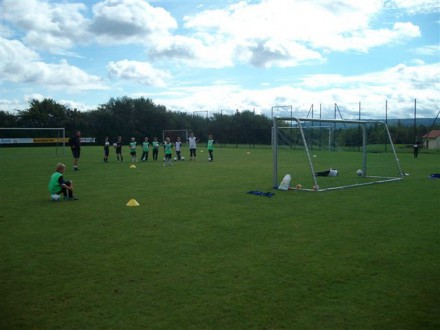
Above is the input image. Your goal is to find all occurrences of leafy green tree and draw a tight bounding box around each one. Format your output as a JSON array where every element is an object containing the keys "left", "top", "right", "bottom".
[
  {"left": 17, "top": 99, "right": 69, "bottom": 128},
  {"left": 0, "top": 111, "right": 18, "bottom": 128}
]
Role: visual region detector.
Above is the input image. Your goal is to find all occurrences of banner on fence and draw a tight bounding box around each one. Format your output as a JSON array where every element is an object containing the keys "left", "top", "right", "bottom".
[{"left": 0, "top": 137, "right": 95, "bottom": 144}]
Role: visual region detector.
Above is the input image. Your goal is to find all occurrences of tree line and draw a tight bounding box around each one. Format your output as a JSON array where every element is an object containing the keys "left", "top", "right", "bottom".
[
  {"left": 0, "top": 97, "right": 272, "bottom": 145},
  {"left": 0, "top": 97, "right": 436, "bottom": 146}
]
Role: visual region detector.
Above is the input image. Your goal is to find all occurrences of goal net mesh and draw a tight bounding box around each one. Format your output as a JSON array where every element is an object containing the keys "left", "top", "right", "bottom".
[
  {"left": 0, "top": 127, "right": 66, "bottom": 157},
  {"left": 272, "top": 118, "right": 403, "bottom": 191},
  {"left": 162, "top": 129, "right": 189, "bottom": 143}
]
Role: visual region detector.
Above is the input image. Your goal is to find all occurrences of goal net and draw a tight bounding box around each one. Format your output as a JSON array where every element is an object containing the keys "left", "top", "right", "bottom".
[
  {"left": 162, "top": 129, "right": 189, "bottom": 143},
  {"left": 272, "top": 117, "right": 403, "bottom": 192},
  {"left": 0, "top": 127, "right": 66, "bottom": 156}
]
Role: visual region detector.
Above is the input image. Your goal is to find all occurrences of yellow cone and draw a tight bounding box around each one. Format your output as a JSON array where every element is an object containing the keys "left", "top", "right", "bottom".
[
  {"left": 130, "top": 164, "right": 136, "bottom": 168},
  {"left": 126, "top": 199, "right": 140, "bottom": 207}
]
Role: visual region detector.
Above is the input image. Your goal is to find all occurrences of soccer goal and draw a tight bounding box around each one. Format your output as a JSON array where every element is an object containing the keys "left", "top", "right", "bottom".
[
  {"left": 272, "top": 117, "right": 403, "bottom": 192},
  {"left": 0, "top": 127, "right": 66, "bottom": 155},
  {"left": 162, "top": 129, "right": 189, "bottom": 142}
]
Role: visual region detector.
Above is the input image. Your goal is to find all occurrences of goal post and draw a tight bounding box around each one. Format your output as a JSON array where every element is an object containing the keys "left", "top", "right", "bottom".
[
  {"left": 272, "top": 117, "right": 403, "bottom": 192},
  {"left": 0, "top": 127, "right": 66, "bottom": 155},
  {"left": 162, "top": 129, "right": 189, "bottom": 143}
]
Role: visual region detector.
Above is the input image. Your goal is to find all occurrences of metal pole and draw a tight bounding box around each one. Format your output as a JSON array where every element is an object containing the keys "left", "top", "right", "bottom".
[
  {"left": 385, "top": 100, "right": 388, "bottom": 152},
  {"left": 272, "top": 117, "right": 278, "bottom": 187},
  {"left": 413, "top": 99, "right": 417, "bottom": 142},
  {"left": 385, "top": 100, "right": 388, "bottom": 124},
  {"left": 63, "top": 128, "right": 65, "bottom": 155},
  {"left": 362, "top": 123, "right": 367, "bottom": 176}
]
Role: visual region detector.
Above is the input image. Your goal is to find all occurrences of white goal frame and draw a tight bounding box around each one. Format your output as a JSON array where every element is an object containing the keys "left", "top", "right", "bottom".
[
  {"left": 162, "top": 129, "right": 190, "bottom": 142},
  {"left": 0, "top": 127, "right": 66, "bottom": 155},
  {"left": 272, "top": 117, "right": 403, "bottom": 192}
]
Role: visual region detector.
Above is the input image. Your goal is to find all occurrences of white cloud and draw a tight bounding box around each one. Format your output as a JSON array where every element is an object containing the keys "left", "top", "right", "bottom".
[
  {"left": 58, "top": 99, "right": 92, "bottom": 111},
  {"left": 0, "top": 95, "right": 92, "bottom": 113},
  {"left": 0, "top": 98, "right": 24, "bottom": 113},
  {"left": 149, "top": 62, "right": 439, "bottom": 119},
  {"left": 390, "top": 0, "right": 440, "bottom": 14},
  {"left": 325, "top": 22, "right": 421, "bottom": 53},
  {"left": 173, "top": 0, "right": 421, "bottom": 68},
  {"left": 107, "top": 60, "right": 171, "bottom": 87},
  {"left": 1, "top": 0, "right": 178, "bottom": 50},
  {"left": 1, "top": 0, "right": 90, "bottom": 51},
  {"left": 24, "top": 94, "right": 45, "bottom": 103},
  {"left": 0, "top": 38, "right": 106, "bottom": 90},
  {"left": 246, "top": 39, "right": 324, "bottom": 68},
  {"left": 91, "top": 0, "right": 177, "bottom": 44},
  {"left": 1, "top": 38, "right": 40, "bottom": 82},
  {"left": 148, "top": 34, "right": 236, "bottom": 68},
  {"left": 1, "top": 0, "right": 425, "bottom": 69},
  {"left": 413, "top": 44, "right": 440, "bottom": 56}
]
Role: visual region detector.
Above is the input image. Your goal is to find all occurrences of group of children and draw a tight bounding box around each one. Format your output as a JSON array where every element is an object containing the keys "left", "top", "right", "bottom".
[
  {"left": 49, "top": 132, "right": 215, "bottom": 202},
  {"left": 104, "top": 133, "right": 215, "bottom": 165}
]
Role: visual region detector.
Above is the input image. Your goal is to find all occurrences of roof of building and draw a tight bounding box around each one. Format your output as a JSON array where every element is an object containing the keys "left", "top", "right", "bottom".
[{"left": 422, "top": 130, "right": 440, "bottom": 139}]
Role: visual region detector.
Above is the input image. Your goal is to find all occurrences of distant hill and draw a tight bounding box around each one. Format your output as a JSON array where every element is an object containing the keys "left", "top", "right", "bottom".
[{"left": 373, "top": 118, "right": 437, "bottom": 127}]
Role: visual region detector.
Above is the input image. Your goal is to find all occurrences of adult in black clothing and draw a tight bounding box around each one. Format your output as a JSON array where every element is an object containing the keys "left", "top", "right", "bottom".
[
  {"left": 413, "top": 143, "right": 420, "bottom": 158},
  {"left": 69, "top": 130, "right": 81, "bottom": 171}
]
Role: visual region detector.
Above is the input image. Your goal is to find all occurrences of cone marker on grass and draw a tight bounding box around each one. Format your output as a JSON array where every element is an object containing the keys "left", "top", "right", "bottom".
[{"left": 126, "top": 199, "right": 140, "bottom": 207}]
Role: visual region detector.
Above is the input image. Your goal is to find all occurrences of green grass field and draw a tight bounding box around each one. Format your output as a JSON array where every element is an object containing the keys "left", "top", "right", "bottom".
[{"left": 1, "top": 145, "right": 439, "bottom": 329}]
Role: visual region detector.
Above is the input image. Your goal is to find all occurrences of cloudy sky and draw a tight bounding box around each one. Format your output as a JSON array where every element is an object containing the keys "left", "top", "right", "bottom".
[{"left": 1, "top": 0, "right": 439, "bottom": 119}]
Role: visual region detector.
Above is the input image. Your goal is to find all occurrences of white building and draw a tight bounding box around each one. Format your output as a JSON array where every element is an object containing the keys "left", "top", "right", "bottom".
[{"left": 422, "top": 130, "right": 440, "bottom": 150}]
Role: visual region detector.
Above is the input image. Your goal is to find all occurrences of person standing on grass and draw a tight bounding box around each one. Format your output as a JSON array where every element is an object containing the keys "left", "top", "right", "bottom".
[
  {"left": 48, "top": 163, "right": 78, "bottom": 201},
  {"left": 141, "top": 137, "right": 150, "bottom": 162},
  {"left": 152, "top": 137, "right": 160, "bottom": 160},
  {"left": 129, "top": 137, "right": 138, "bottom": 163},
  {"left": 103, "top": 136, "right": 110, "bottom": 163},
  {"left": 413, "top": 142, "right": 420, "bottom": 158},
  {"left": 163, "top": 137, "right": 173, "bottom": 166},
  {"left": 175, "top": 136, "right": 182, "bottom": 160},
  {"left": 188, "top": 132, "right": 199, "bottom": 161},
  {"left": 115, "top": 136, "right": 123, "bottom": 162},
  {"left": 207, "top": 134, "right": 214, "bottom": 162},
  {"left": 69, "top": 130, "right": 81, "bottom": 171}
]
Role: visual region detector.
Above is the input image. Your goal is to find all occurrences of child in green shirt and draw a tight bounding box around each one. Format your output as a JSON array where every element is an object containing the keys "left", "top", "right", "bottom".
[
  {"left": 141, "top": 137, "right": 149, "bottom": 162},
  {"left": 163, "top": 137, "right": 173, "bottom": 166},
  {"left": 48, "top": 163, "right": 77, "bottom": 201},
  {"left": 129, "top": 137, "right": 137, "bottom": 163},
  {"left": 152, "top": 137, "right": 160, "bottom": 161},
  {"left": 208, "top": 134, "right": 214, "bottom": 162}
]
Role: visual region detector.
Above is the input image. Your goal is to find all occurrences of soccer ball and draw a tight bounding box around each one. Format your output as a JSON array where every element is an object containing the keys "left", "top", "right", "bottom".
[
  {"left": 105, "top": 142, "right": 110, "bottom": 146},
  {"left": 181, "top": 156, "right": 185, "bottom": 160},
  {"left": 208, "top": 157, "right": 212, "bottom": 161},
  {"left": 113, "top": 143, "right": 117, "bottom": 147},
  {"left": 356, "top": 169, "right": 363, "bottom": 176},
  {"left": 174, "top": 157, "right": 177, "bottom": 161},
  {"left": 296, "top": 184, "right": 302, "bottom": 190},
  {"left": 51, "top": 193, "right": 60, "bottom": 201}
]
